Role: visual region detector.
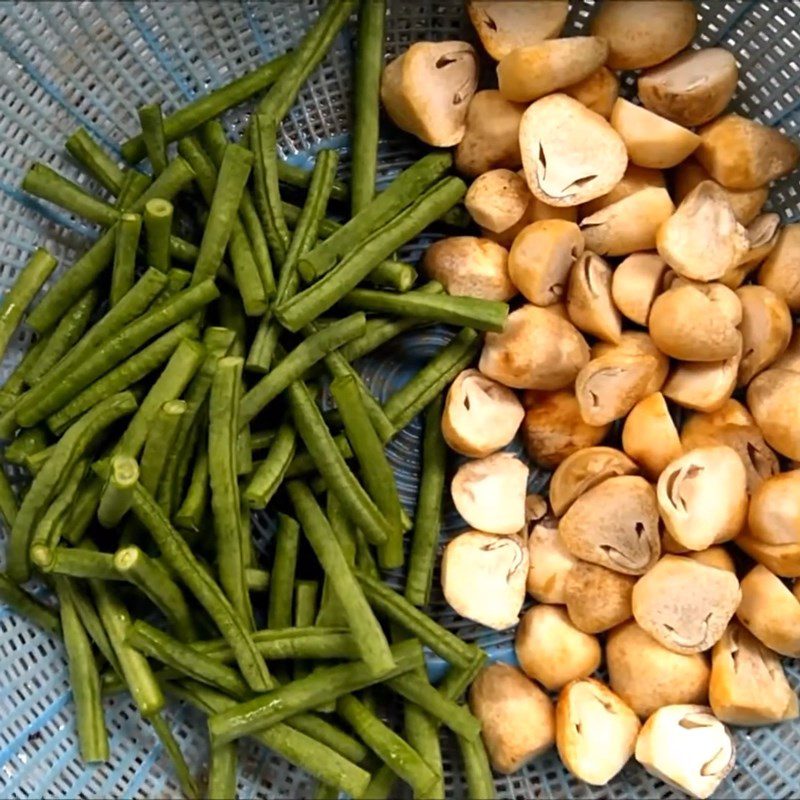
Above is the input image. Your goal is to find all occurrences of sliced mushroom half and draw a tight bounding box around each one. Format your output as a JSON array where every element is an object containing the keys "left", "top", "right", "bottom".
[
  {"left": 622, "top": 391, "right": 683, "bottom": 480},
  {"left": 748, "top": 470, "right": 800, "bottom": 546},
  {"left": 465, "top": 169, "right": 530, "bottom": 233},
  {"left": 582, "top": 164, "right": 666, "bottom": 218},
  {"left": 592, "top": 332, "right": 670, "bottom": 397},
  {"left": 734, "top": 533, "right": 800, "bottom": 579},
  {"left": 735, "top": 284, "right": 792, "bottom": 385},
  {"left": 611, "top": 252, "right": 668, "bottom": 326},
  {"left": 566, "top": 251, "right": 622, "bottom": 343},
  {"left": 758, "top": 224, "right": 800, "bottom": 311},
  {"left": 662, "top": 351, "right": 741, "bottom": 413},
  {"left": 733, "top": 213, "right": 781, "bottom": 274},
  {"left": 774, "top": 328, "right": 800, "bottom": 373},
  {"left": 687, "top": 546, "right": 737, "bottom": 574},
  {"left": 564, "top": 561, "right": 636, "bottom": 634},
  {"left": 564, "top": 66, "right": 619, "bottom": 119},
  {"left": 526, "top": 518, "right": 578, "bottom": 603},
  {"left": 747, "top": 368, "right": 800, "bottom": 460}
]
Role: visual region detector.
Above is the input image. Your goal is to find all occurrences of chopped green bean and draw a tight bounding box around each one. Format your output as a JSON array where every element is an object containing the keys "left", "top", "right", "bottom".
[
  {"left": 116, "top": 169, "right": 152, "bottom": 210},
  {"left": 144, "top": 198, "right": 173, "bottom": 272},
  {"left": 149, "top": 713, "right": 200, "bottom": 800},
  {"left": 127, "top": 156, "right": 196, "bottom": 214},
  {"left": 207, "top": 741, "right": 238, "bottom": 800},
  {"left": 30, "top": 458, "right": 88, "bottom": 550},
  {"left": 0, "top": 571, "right": 60, "bottom": 634},
  {"left": 459, "top": 734, "right": 496, "bottom": 800},
  {"left": 293, "top": 580, "right": 319, "bottom": 681},
  {"left": 251, "top": 114, "right": 290, "bottom": 264},
  {"left": 138, "top": 104, "right": 168, "bottom": 176},
  {"left": 140, "top": 400, "right": 187, "bottom": 498},
  {"left": 62, "top": 475, "right": 103, "bottom": 546},
  {"left": 0, "top": 467, "right": 18, "bottom": 529},
  {"left": 404, "top": 697, "right": 445, "bottom": 800},
  {"left": 244, "top": 421, "right": 295, "bottom": 510},
  {"left": 245, "top": 568, "right": 270, "bottom": 593},
  {"left": 267, "top": 513, "right": 300, "bottom": 631},
  {"left": 152, "top": 268, "right": 192, "bottom": 310},
  {"left": 362, "top": 765, "right": 397, "bottom": 800},
  {"left": 245, "top": 312, "right": 279, "bottom": 374},
  {"left": 174, "top": 433, "right": 209, "bottom": 532},
  {"left": 32, "top": 546, "right": 120, "bottom": 582},
  {"left": 4, "top": 427, "right": 48, "bottom": 465},
  {"left": 98, "top": 456, "right": 138, "bottom": 528},
  {"left": 66, "top": 128, "right": 126, "bottom": 195}
]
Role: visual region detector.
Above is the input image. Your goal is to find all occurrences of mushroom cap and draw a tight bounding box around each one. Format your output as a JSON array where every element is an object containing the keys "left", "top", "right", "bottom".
[
  {"left": 498, "top": 37, "right": 609, "bottom": 104},
  {"left": 515, "top": 605, "right": 602, "bottom": 691},
  {"left": 696, "top": 114, "right": 800, "bottom": 190},
  {"left": 687, "top": 546, "right": 737, "bottom": 574},
  {"left": 758, "top": 224, "right": 800, "bottom": 311},
  {"left": 559, "top": 475, "right": 661, "bottom": 575},
  {"left": 656, "top": 446, "right": 748, "bottom": 551},
  {"left": 482, "top": 194, "right": 578, "bottom": 248},
  {"left": 662, "top": 352, "right": 741, "bottom": 413},
  {"left": 380, "top": 41, "right": 478, "bottom": 147},
  {"left": 441, "top": 530, "right": 528, "bottom": 630},
  {"left": 638, "top": 47, "right": 739, "bottom": 128},
  {"left": 748, "top": 470, "right": 800, "bottom": 546},
  {"left": 773, "top": 328, "right": 800, "bottom": 373},
  {"left": 564, "top": 560, "right": 636, "bottom": 634},
  {"left": 632, "top": 555, "right": 742, "bottom": 654},
  {"left": 589, "top": 0, "right": 697, "bottom": 70},
  {"left": 466, "top": 0, "right": 569, "bottom": 61},
  {"left": 564, "top": 66, "right": 620, "bottom": 119},
  {"left": 611, "top": 252, "right": 669, "bottom": 326},
  {"left": 710, "top": 621, "right": 799, "bottom": 727},
  {"left": 635, "top": 705, "right": 735, "bottom": 800},
  {"left": 519, "top": 94, "right": 629, "bottom": 208},
  {"left": 592, "top": 331, "right": 670, "bottom": 397},
  {"left": 465, "top": 169, "right": 531, "bottom": 233},
  {"left": 735, "top": 284, "right": 792, "bottom": 385},
  {"left": 622, "top": 391, "right": 683, "bottom": 480},
  {"left": 747, "top": 368, "right": 800, "bottom": 460},
  {"left": 582, "top": 164, "right": 666, "bottom": 218},
  {"left": 556, "top": 678, "right": 641, "bottom": 786},
  {"left": 607, "top": 621, "right": 711, "bottom": 719},
  {"left": 469, "top": 662, "right": 555, "bottom": 774},
  {"left": 734, "top": 532, "right": 800, "bottom": 579},
  {"left": 727, "top": 213, "right": 782, "bottom": 283},
  {"left": 610, "top": 98, "right": 702, "bottom": 169},
  {"left": 423, "top": 236, "right": 516, "bottom": 301},
  {"left": 566, "top": 251, "right": 622, "bottom": 343},
  {"left": 549, "top": 446, "right": 639, "bottom": 517},
  {"left": 526, "top": 518, "right": 579, "bottom": 602},
  {"left": 521, "top": 389, "right": 610, "bottom": 468},
  {"left": 479, "top": 304, "right": 590, "bottom": 390},
  {"left": 656, "top": 180, "right": 750, "bottom": 282},
  {"left": 442, "top": 369, "right": 525, "bottom": 458},
  {"left": 508, "top": 219, "right": 584, "bottom": 306},
  {"left": 451, "top": 452, "right": 529, "bottom": 535}
]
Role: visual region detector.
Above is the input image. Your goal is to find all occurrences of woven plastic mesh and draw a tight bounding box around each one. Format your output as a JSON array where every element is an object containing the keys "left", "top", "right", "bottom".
[{"left": 0, "top": 1, "right": 799, "bottom": 797}]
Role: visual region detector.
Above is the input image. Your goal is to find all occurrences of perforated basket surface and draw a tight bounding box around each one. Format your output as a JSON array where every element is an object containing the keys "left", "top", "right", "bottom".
[{"left": 0, "top": 0, "right": 800, "bottom": 797}]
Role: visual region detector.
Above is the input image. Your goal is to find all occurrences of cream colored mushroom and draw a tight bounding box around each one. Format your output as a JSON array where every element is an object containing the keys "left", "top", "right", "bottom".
[
  {"left": 656, "top": 181, "right": 750, "bottom": 281},
  {"left": 482, "top": 195, "right": 578, "bottom": 248},
  {"left": 559, "top": 475, "right": 660, "bottom": 575},
  {"left": 582, "top": 164, "right": 666, "bottom": 218},
  {"left": 657, "top": 446, "right": 747, "bottom": 551},
  {"left": 589, "top": 0, "right": 697, "bottom": 70},
  {"left": 451, "top": 453, "right": 528, "bottom": 535},
  {"left": 564, "top": 67, "right": 619, "bottom": 120},
  {"left": 758, "top": 224, "right": 800, "bottom": 311},
  {"left": 479, "top": 304, "right": 590, "bottom": 390},
  {"left": 519, "top": 94, "right": 629, "bottom": 208},
  {"left": 526, "top": 518, "right": 579, "bottom": 603},
  {"left": 422, "top": 237, "right": 516, "bottom": 301},
  {"left": 622, "top": 392, "right": 683, "bottom": 480},
  {"left": 556, "top": 679, "right": 641, "bottom": 786},
  {"left": 508, "top": 219, "right": 584, "bottom": 306},
  {"left": 731, "top": 213, "right": 781, "bottom": 277},
  {"left": 566, "top": 251, "right": 622, "bottom": 343},
  {"left": 594, "top": 335, "right": 670, "bottom": 400},
  {"left": 662, "top": 351, "right": 741, "bottom": 413},
  {"left": 611, "top": 252, "right": 668, "bottom": 326},
  {"left": 774, "top": 329, "right": 800, "bottom": 373},
  {"left": 748, "top": 470, "right": 800, "bottom": 546},
  {"left": 469, "top": 663, "right": 554, "bottom": 773},
  {"left": 710, "top": 622, "right": 799, "bottom": 726},
  {"left": 735, "top": 285, "right": 792, "bottom": 385},
  {"left": 516, "top": 606, "right": 602, "bottom": 691},
  {"left": 638, "top": 48, "right": 738, "bottom": 128},
  {"left": 466, "top": 0, "right": 569, "bottom": 61},
  {"left": 441, "top": 531, "right": 528, "bottom": 630},
  {"left": 564, "top": 561, "right": 635, "bottom": 634},
  {"left": 635, "top": 705, "right": 735, "bottom": 800},
  {"left": 736, "top": 564, "right": 800, "bottom": 657},
  {"left": 497, "top": 37, "right": 609, "bottom": 104},
  {"left": 632, "top": 555, "right": 741, "bottom": 654},
  {"left": 687, "top": 546, "right": 736, "bottom": 574},
  {"left": 549, "top": 446, "right": 639, "bottom": 517},
  {"left": 521, "top": 390, "right": 610, "bottom": 468},
  {"left": 735, "top": 532, "right": 800, "bottom": 578},
  {"left": 380, "top": 41, "right": 478, "bottom": 147},
  {"left": 747, "top": 368, "right": 800, "bottom": 460},
  {"left": 465, "top": 169, "right": 530, "bottom": 233},
  {"left": 607, "top": 621, "right": 711, "bottom": 719}
]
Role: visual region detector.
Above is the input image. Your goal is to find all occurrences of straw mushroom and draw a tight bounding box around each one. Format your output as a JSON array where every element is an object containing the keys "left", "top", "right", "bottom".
[
  {"left": 564, "top": 67, "right": 620, "bottom": 119},
  {"left": 526, "top": 518, "right": 579, "bottom": 603},
  {"left": 611, "top": 253, "right": 668, "bottom": 326},
  {"left": 441, "top": 531, "right": 528, "bottom": 630},
  {"left": 622, "top": 392, "right": 683, "bottom": 480},
  {"left": 748, "top": 470, "right": 800, "bottom": 545},
  {"left": 582, "top": 164, "right": 666, "bottom": 218},
  {"left": 632, "top": 555, "right": 742, "bottom": 654},
  {"left": 662, "top": 351, "right": 741, "bottom": 413},
  {"left": 635, "top": 705, "right": 735, "bottom": 800},
  {"left": 559, "top": 475, "right": 660, "bottom": 575},
  {"left": 729, "top": 213, "right": 781, "bottom": 279},
  {"left": 593, "top": 332, "right": 670, "bottom": 396},
  {"left": 709, "top": 622, "right": 799, "bottom": 727},
  {"left": 758, "top": 224, "right": 800, "bottom": 311},
  {"left": 589, "top": 0, "right": 697, "bottom": 70},
  {"left": 734, "top": 533, "right": 800, "bottom": 578},
  {"left": 747, "top": 368, "right": 800, "bottom": 459},
  {"left": 451, "top": 452, "right": 528, "bottom": 535},
  {"left": 607, "top": 621, "right": 711, "bottom": 719},
  {"left": 687, "top": 547, "right": 736, "bottom": 574},
  {"left": 422, "top": 237, "right": 516, "bottom": 301},
  {"left": 519, "top": 94, "right": 628, "bottom": 208},
  {"left": 466, "top": 0, "right": 569, "bottom": 61},
  {"left": 735, "top": 285, "right": 792, "bottom": 385},
  {"left": 774, "top": 329, "right": 800, "bottom": 373},
  {"left": 465, "top": 169, "right": 530, "bottom": 233},
  {"left": 479, "top": 304, "right": 590, "bottom": 390},
  {"left": 469, "top": 662, "right": 555, "bottom": 773},
  {"left": 556, "top": 679, "right": 641, "bottom": 786},
  {"left": 564, "top": 561, "right": 635, "bottom": 634},
  {"left": 482, "top": 195, "right": 578, "bottom": 248},
  {"left": 497, "top": 37, "right": 609, "bottom": 104},
  {"left": 566, "top": 251, "right": 622, "bottom": 343},
  {"left": 736, "top": 564, "right": 800, "bottom": 656},
  {"left": 638, "top": 48, "right": 738, "bottom": 128},
  {"left": 516, "top": 606, "right": 602, "bottom": 691},
  {"left": 380, "top": 41, "right": 478, "bottom": 147},
  {"left": 696, "top": 114, "right": 800, "bottom": 190}
]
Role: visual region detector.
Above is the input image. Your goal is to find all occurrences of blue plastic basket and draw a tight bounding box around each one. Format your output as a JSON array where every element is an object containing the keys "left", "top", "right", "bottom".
[{"left": 1, "top": 1, "right": 800, "bottom": 797}]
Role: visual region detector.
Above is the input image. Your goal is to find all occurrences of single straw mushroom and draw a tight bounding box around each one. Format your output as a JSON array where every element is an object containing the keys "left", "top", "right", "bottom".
[
  {"left": 464, "top": 169, "right": 530, "bottom": 233},
  {"left": 564, "top": 67, "right": 620, "bottom": 119},
  {"left": 521, "top": 389, "right": 610, "bottom": 468},
  {"left": 735, "top": 285, "right": 792, "bottom": 385},
  {"left": 479, "top": 304, "right": 590, "bottom": 390},
  {"left": 466, "top": 0, "right": 569, "bottom": 61},
  {"left": 774, "top": 328, "right": 800, "bottom": 373},
  {"left": 696, "top": 114, "right": 800, "bottom": 190},
  {"left": 451, "top": 452, "right": 528, "bottom": 535},
  {"left": 519, "top": 94, "right": 629, "bottom": 208},
  {"left": 710, "top": 622, "right": 799, "bottom": 726},
  {"left": 728, "top": 213, "right": 781, "bottom": 281},
  {"left": 564, "top": 561, "right": 636, "bottom": 634},
  {"left": 747, "top": 368, "right": 800, "bottom": 460},
  {"left": 422, "top": 237, "right": 516, "bottom": 301},
  {"left": 441, "top": 531, "right": 528, "bottom": 630},
  {"left": 607, "top": 621, "right": 711, "bottom": 719},
  {"left": 482, "top": 194, "right": 578, "bottom": 248},
  {"left": 582, "top": 164, "right": 667, "bottom": 218},
  {"left": 638, "top": 48, "right": 739, "bottom": 128},
  {"left": 497, "top": 37, "right": 609, "bottom": 103},
  {"left": 736, "top": 564, "right": 800, "bottom": 657},
  {"left": 656, "top": 181, "right": 750, "bottom": 281},
  {"left": 559, "top": 475, "right": 660, "bottom": 575},
  {"left": 380, "top": 41, "right": 478, "bottom": 147},
  {"left": 635, "top": 705, "right": 736, "bottom": 800},
  {"left": 687, "top": 546, "right": 737, "bottom": 574},
  {"left": 758, "top": 224, "right": 800, "bottom": 311},
  {"left": 441, "top": 369, "right": 525, "bottom": 458},
  {"left": 526, "top": 518, "right": 578, "bottom": 603},
  {"left": 748, "top": 470, "right": 800, "bottom": 545},
  {"left": 556, "top": 678, "right": 641, "bottom": 786},
  {"left": 508, "top": 219, "right": 584, "bottom": 306},
  {"left": 632, "top": 555, "right": 742, "bottom": 654},
  {"left": 468, "top": 662, "right": 555, "bottom": 773},
  {"left": 611, "top": 252, "right": 668, "bottom": 326},
  {"left": 592, "top": 332, "right": 670, "bottom": 396},
  {"left": 515, "top": 605, "right": 602, "bottom": 691},
  {"left": 566, "top": 251, "right": 622, "bottom": 343},
  {"left": 662, "top": 350, "right": 741, "bottom": 413},
  {"left": 622, "top": 392, "right": 683, "bottom": 480}
]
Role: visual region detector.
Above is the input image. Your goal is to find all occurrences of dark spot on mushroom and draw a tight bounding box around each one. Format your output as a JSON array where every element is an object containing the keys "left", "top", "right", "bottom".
[
  {"left": 480, "top": 10, "right": 498, "bottom": 31},
  {"left": 436, "top": 55, "right": 458, "bottom": 68},
  {"left": 635, "top": 521, "right": 645, "bottom": 538},
  {"left": 589, "top": 390, "right": 600, "bottom": 407}
]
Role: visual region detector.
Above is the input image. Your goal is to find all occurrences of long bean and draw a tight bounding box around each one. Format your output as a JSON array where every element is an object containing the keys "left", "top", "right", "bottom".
[
  {"left": 362, "top": 765, "right": 398, "bottom": 800},
  {"left": 244, "top": 421, "right": 295, "bottom": 510},
  {"left": 138, "top": 104, "right": 168, "bottom": 176},
  {"left": 404, "top": 697, "right": 445, "bottom": 800},
  {"left": 267, "top": 513, "right": 300, "bottom": 631},
  {"left": 149, "top": 713, "right": 200, "bottom": 800},
  {"left": 315, "top": 493, "right": 354, "bottom": 628},
  {"left": 251, "top": 114, "right": 290, "bottom": 264},
  {"left": 62, "top": 475, "right": 104, "bottom": 546},
  {"left": 0, "top": 332, "right": 52, "bottom": 401},
  {"left": 0, "top": 572, "right": 60, "bottom": 634},
  {"left": 140, "top": 400, "right": 187, "bottom": 496},
  {"left": 32, "top": 546, "right": 120, "bottom": 582},
  {"left": 66, "top": 128, "right": 126, "bottom": 195},
  {"left": 152, "top": 268, "right": 192, "bottom": 309},
  {"left": 116, "top": 169, "right": 152, "bottom": 210},
  {"left": 245, "top": 568, "right": 270, "bottom": 592},
  {"left": 111, "top": 213, "right": 142, "bottom": 306},
  {"left": 207, "top": 741, "right": 237, "bottom": 800},
  {"left": 174, "top": 433, "right": 209, "bottom": 532},
  {"left": 245, "top": 313, "right": 280, "bottom": 374},
  {"left": 144, "top": 199, "right": 173, "bottom": 272},
  {"left": 30, "top": 458, "right": 88, "bottom": 551},
  {"left": 127, "top": 156, "right": 196, "bottom": 215},
  {"left": 98, "top": 456, "right": 139, "bottom": 528},
  {"left": 459, "top": 734, "right": 496, "bottom": 800},
  {"left": 0, "top": 467, "right": 18, "bottom": 529},
  {"left": 4, "top": 427, "right": 47, "bottom": 465}
]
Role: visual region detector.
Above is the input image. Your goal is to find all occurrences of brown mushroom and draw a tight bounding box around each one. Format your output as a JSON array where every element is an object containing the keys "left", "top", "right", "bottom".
[
  {"left": 748, "top": 470, "right": 800, "bottom": 546},
  {"left": 773, "top": 328, "right": 800, "bottom": 373},
  {"left": 564, "top": 561, "right": 636, "bottom": 634},
  {"left": 730, "top": 213, "right": 781, "bottom": 277},
  {"left": 687, "top": 546, "right": 737, "bottom": 574},
  {"left": 622, "top": 392, "right": 683, "bottom": 480},
  {"left": 465, "top": 169, "right": 530, "bottom": 233},
  {"left": 582, "top": 164, "right": 667, "bottom": 218},
  {"left": 593, "top": 332, "right": 671, "bottom": 398},
  {"left": 566, "top": 251, "right": 622, "bottom": 343},
  {"left": 564, "top": 66, "right": 620, "bottom": 120},
  {"left": 482, "top": 194, "right": 578, "bottom": 248},
  {"left": 611, "top": 252, "right": 669, "bottom": 326},
  {"left": 758, "top": 224, "right": 800, "bottom": 311},
  {"left": 735, "top": 285, "right": 792, "bottom": 385},
  {"left": 734, "top": 533, "right": 800, "bottom": 579},
  {"left": 747, "top": 368, "right": 800, "bottom": 459},
  {"left": 526, "top": 517, "right": 578, "bottom": 603},
  {"left": 662, "top": 351, "right": 741, "bottom": 413}
]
